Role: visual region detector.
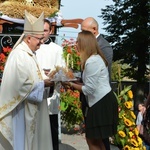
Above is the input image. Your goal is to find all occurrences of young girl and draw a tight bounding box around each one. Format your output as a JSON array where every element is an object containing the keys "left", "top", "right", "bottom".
[{"left": 136, "top": 103, "right": 146, "bottom": 132}]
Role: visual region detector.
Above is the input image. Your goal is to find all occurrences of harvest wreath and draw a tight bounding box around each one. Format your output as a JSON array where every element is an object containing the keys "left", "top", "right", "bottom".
[{"left": 0, "top": 0, "right": 59, "bottom": 18}]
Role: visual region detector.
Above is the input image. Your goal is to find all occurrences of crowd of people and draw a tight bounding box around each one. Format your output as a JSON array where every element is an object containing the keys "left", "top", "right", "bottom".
[{"left": 0, "top": 10, "right": 149, "bottom": 150}]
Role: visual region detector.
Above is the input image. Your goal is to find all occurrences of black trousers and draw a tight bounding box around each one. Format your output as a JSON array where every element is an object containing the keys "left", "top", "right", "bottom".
[
  {"left": 49, "top": 114, "right": 59, "bottom": 150},
  {"left": 80, "top": 93, "right": 110, "bottom": 150}
]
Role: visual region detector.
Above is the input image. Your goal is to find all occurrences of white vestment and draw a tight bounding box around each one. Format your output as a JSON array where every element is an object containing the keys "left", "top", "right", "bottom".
[
  {"left": 36, "top": 42, "right": 66, "bottom": 115},
  {"left": 0, "top": 42, "right": 53, "bottom": 150}
]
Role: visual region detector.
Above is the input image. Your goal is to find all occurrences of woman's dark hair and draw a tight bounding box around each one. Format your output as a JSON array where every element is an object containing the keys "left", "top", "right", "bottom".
[{"left": 44, "top": 19, "right": 52, "bottom": 31}]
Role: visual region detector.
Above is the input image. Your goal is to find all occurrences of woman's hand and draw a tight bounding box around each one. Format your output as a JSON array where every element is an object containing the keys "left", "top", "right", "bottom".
[
  {"left": 61, "top": 81, "right": 82, "bottom": 92},
  {"left": 44, "top": 79, "right": 54, "bottom": 87},
  {"left": 61, "top": 81, "right": 71, "bottom": 89}
]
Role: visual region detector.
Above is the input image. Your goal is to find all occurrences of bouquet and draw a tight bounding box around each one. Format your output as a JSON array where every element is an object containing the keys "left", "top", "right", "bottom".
[{"left": 48, "top": 66, "right": 76, "bottom": 82}]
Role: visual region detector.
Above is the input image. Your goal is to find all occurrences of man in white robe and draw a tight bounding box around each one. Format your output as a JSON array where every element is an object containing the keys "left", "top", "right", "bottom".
[
  {"left": 36, "top": 19, "right": 66, "bottom": 150},
  {"left": 0, "top": 11, "right": 53, "bottom": 150}
]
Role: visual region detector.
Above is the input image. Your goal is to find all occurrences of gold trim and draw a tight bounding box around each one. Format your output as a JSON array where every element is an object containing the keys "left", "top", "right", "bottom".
[
  {"left": 0, "top": 120, "right": 13, "bottom": 141},
  {"left": 0, "top": 95, "right": 21, "bottom": 117}
]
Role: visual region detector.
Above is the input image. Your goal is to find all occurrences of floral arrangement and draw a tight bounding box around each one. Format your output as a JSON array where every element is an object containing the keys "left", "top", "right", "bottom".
[
  {"left": 59, "top": 38, "right": 83, "bottom": 130},
  {"left": 61, "top": 38, "right": 81, "bottom": 72},
  {"left": 60, "top": 87, "right": 83, "bottom": 130},
  {"left": 112, "top": 85, "right": 146, "bottom": 150},
  {"left": 0, "top": 46, "right": 12, "bottom": 73}
]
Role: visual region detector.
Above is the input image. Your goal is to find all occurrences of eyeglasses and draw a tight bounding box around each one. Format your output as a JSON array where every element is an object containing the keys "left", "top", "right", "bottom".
[
  {"left": 30, "top": 35, "right": 44, "bottom": 42},
  {"left": 44, "top": 29, "right": 49, "bottom": 32}
]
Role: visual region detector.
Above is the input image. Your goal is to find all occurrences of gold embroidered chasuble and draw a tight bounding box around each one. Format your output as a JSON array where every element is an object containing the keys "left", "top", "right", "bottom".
[{"left": 0, "top": 42, "right": 53, "bottom": 150}]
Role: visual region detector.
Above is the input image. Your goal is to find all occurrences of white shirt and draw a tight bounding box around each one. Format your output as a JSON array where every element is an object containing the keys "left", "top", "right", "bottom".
[
  {"left": 136, "top": 112, "right": 143, "bottom": 125},
  {"left": 36, "top": 42, "right": 65, "bottom": 71},
  {"left": 82, "top": 55, "right": 111, "bottom": 107},
  {"left": 36, "top": 42, "right": 66, "bottom": 114}
]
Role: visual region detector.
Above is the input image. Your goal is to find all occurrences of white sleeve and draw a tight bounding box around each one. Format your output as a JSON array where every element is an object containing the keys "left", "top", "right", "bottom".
[
  {"left": 136, "top": 112, "right": 143, "bottom": 125},
  {"left": 27, "top": 81, "right": 44, "bottom": 102},
  {"left": 56, "top": 48, "right": 66, "bottom": 67}
]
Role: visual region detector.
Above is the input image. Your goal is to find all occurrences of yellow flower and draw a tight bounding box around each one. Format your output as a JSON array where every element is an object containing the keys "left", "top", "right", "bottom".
[
  {"left": 132, "top": 148, "right": 140, "bottom": 150},
  {"left": 134, "top": 128, "right": 139, "bottom": 135},
  {"left": 123, "top": 145, "right": 130, "bottom": 150},
  {"left": 124, "top": 101, "right": 133, "bottom": 109},
  {"left": 129, "top": 131, "right": 134, "bottom": 138},
  {"left": 118, "top": 131, "right": 126, "bottom": 137},
  {"left": 130, "top": 111, "right": 136, "bottom": 119},
  {"left": 128, "top": 90, "right": 133, "bottom": 99},
  {"left": 130, "top": 139, "right": 138, "bottom": 147},
  {"left": 137, "top": 137, "right": 142, "bottom": 145},
  {"left": 124, "top": 118, "right": 133, "bottom": 126}
]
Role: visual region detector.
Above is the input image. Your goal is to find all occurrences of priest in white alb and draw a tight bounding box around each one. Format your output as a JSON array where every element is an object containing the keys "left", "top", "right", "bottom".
[{"left": 0, "top": 10, "right": 53, "bottom": 150}]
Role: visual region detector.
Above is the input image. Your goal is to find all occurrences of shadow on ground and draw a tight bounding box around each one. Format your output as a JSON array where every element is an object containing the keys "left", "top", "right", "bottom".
[
  {"left": 60, "top": 125, "right": 119, "bottom": 150},
  {"left": 59, "top": 143, "right": 76, "bottom": 150},
  {"left": 59, "top": 125, "right": 87, "bottom": 150}
]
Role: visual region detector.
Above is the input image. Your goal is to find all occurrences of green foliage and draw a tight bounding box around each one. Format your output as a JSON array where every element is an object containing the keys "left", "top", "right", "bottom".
[
  {"left": 100, "top": 0, "right": 149, "bottom": 83},
  {"left": 111, "top": 60, "right": 133, "bottom": 81},
  {"left": 49, "top": 10, "right": 58, "bottom": 17},
  {"left": 60, "top": 88, "right": 83, "bottom": 130}
]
